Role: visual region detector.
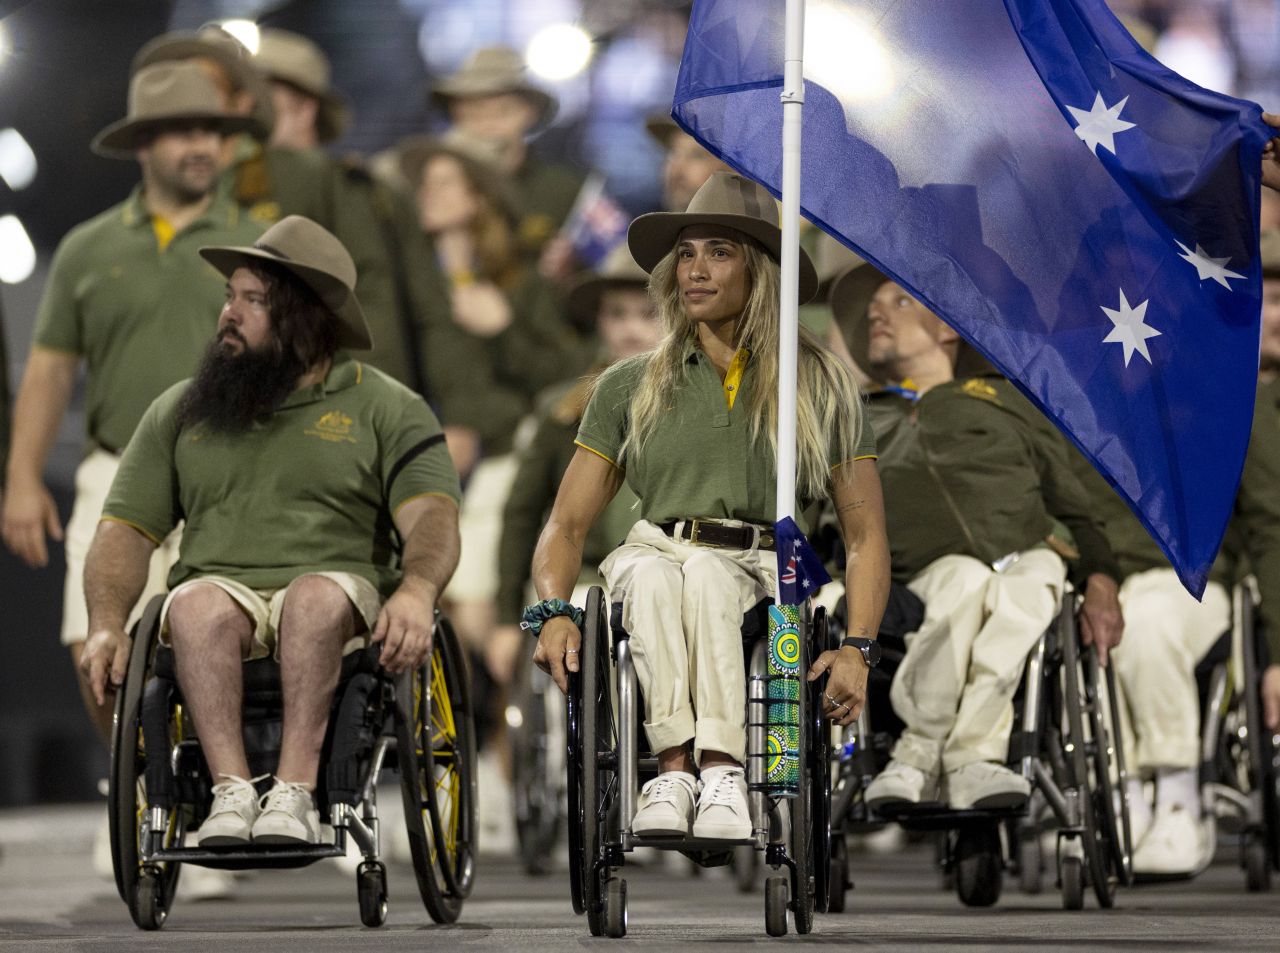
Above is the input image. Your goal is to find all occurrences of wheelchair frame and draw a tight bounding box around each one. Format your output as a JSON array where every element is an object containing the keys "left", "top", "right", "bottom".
[
  {"left": 828, "top": 592, "right": 1133, "bottom": 910},
  {"left": 108, "top": 594, "right": 477, "bottom": 930},
  {"left": 565, "top": 585, "right": 832, "bottom": 938},
  {"left": 1200, "top": 579, "right": 1280, "bottom": 891}
]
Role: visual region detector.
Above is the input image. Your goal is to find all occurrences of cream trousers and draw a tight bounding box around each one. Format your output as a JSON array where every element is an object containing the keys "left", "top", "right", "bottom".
[
  {"left": 890, "top": 550, "right": 1066, "bottom": 773},
  {"left": 62, "top": 449, "right": 181, "bottom": 645},
  {"left": 600, "top": 519, "right": 776, "bottom": 766},
  {"left": 1112, "top": 568, "right": 1230, "bottom": 772}
]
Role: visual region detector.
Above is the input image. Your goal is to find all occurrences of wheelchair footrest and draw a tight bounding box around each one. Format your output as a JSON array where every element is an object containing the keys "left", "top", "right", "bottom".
[
  {"left": 150, "top": 843, "right": 346, "bottom": 871},
  {"left": 628, "top": 834, "right": 758, "bottom": 851},
  {"left": 878, "top": 801, "right": 1026, "bottom": 830}
]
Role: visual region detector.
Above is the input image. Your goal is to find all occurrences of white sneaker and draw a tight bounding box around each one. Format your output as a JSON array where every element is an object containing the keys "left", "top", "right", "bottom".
[
  {"left": 92, "top": 808, "right": 114, "bottom": 879},
  {"left": 1133, "top": 804, "right": 1203, "bottom": 877},
  {"left": 632, "top": 771, "right": 696, "bottom": 838},
  {"left": 251, "top": 780, "right": 320, "bottom": 845},
  {"left": 693, "top": 766, "right": 752, "bottom": 840},
  {"left": 175, "top": 861, "right": 237, "bottom": 901},
  {"left": 946, "top": 762, "right": 1030, "bottom": 810},
  {"left": 198, "top": 775, "right": 262, "bottom": 847},
  {"left": 865, "top": 760, "right": 937, "bottom": 810}
]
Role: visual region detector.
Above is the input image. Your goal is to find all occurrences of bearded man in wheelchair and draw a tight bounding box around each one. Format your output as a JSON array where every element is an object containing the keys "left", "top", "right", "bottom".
[{"left": 80, "top": 217, "right": 461, "bottom": 847}]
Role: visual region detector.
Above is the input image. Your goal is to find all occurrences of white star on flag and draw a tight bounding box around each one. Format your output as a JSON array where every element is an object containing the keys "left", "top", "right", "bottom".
[
  {"left": 1176, "top": 241, "right": 1245, "bottom": 289},
  {"left": 1102, "top": 289, "right": 1161, "bottom": 367},
  {"left": 1067, "top": 93, "right": 1137, "bottom": 155}
]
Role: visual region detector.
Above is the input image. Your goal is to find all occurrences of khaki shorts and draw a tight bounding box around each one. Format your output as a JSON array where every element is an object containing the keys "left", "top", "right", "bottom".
[
  {"left": 158, "top": 572, "right": 383, "bottom": 661},
  {"left": 446, "top": 453, "right": 519, "bottom": 602},
  {"left": 62, "top": 449, "right": 181, "bottom": 646}
]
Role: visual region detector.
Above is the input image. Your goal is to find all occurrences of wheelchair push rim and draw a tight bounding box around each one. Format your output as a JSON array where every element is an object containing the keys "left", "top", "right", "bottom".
[{"left": 394, "top": 616, "right": 477, "bottom": 924}]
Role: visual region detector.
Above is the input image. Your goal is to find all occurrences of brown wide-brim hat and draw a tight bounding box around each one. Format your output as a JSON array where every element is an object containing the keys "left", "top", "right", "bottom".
[
  {"left": 254, "top": 28, "right": 351, "bottom": 144},
  {"left": 132, "top": 27, "right": 275, "bottom": 141},
  {"left": 829, "top": 260, "right": 994, "bottom": 381},
  {"left": 565, "top": 243, "right": 651, "bottom": 329},
  {"left": 92, "top": 61, "right": 265, "bottom": 158},
  {"left": 199, "top": 215, "right": 373, "bottom": 350},
  {"left": 644, "top": 112, "right": 680, "bottom": 149},
  {"left": 1262, "top": 229, "right": 1280, "bottom": 280},
  {"left": 395, "top": 131, "right": 520, "bottom": 224},
  {"left": 430, "top": 45, "right": 557, "bottom": 132},
  {"left": 628, "top": 171, "right": 818, "bottom": 303}
]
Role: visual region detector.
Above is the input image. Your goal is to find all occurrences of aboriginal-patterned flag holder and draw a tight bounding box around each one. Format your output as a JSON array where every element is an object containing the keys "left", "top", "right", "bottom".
[{"left": 748, "top": 601, "right": 806, "bottom": 797}]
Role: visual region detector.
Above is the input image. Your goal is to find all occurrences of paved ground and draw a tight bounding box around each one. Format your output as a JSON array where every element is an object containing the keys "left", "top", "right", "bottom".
[{"left": 2, "top": 804, "right": 1279, "bottom": 952}]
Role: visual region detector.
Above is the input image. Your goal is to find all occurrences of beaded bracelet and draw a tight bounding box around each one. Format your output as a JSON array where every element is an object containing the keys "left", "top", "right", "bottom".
[{"left": 520, "top": 598, "right": 585, "bottom": 637}]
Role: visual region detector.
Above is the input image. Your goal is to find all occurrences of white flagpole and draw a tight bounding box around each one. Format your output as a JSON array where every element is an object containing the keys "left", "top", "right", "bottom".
[{"left": 776, "top": 0, "right": 805, "bottom": 603}]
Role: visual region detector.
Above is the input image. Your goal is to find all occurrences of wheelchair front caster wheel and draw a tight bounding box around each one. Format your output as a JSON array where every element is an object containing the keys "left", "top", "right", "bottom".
[
  {"left": 1245, "top": 837, "right": 1271, "bottom": 893},
  {"left": 828, "top": 836, "right": 850, "bottom": 913},
  {"left": 1060, "top": 855, "right": 1084, "bottom": 910},
  {"left": 130, "top": 867, "right": 168, "bottom": 931},
  {"left": 765, "top": 875, "right": 788, "bottom": 937},
  {"left": 604, "top": 877, "right": 627, "bottom": 938},
  {"left": 955, "top": 824, "right": 1002, "bottom": 908},
  {"left": 357, "top": 861, "right": 389, "bottom": 927}
]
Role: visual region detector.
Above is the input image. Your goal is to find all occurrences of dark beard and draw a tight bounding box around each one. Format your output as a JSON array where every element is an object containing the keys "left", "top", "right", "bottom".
[{"left": 176, "top": 331, "right": 304, "bottom": 434}]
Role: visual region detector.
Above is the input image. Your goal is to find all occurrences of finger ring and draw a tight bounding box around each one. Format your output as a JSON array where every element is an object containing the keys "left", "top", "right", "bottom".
[
  {"left": 837, "top": 702, "right": 851, "bottom": 713},
  {"left": 566, "top": 649, "right": 578, "bottom": 655},
  {"left": 824, "top": 693, "right": 837, "bottom": 706}
]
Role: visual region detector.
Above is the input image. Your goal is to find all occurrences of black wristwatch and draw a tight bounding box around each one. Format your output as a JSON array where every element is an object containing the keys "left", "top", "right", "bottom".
[{"left": 840, "top": 636, "right": 881, "bottom": 668}]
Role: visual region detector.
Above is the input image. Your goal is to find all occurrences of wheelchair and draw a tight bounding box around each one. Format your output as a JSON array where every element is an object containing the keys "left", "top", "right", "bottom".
[
  {"left": 108, "top": 592, "right": 478, "bottom": 930},
  {"left": 509, "top": 644, "right": 568, "bottom": 875},
  {"left": 828, "top": 585, "right": 1133, "bottom": 910},
  {"left": 564, "top": 585, "right": 833, "bottom": 938},
  {"left": 1199, "top": 579, "right": 1280, "bottom": 891}
]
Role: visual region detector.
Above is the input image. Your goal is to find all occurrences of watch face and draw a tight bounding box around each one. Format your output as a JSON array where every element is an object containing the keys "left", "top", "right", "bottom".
[{"left": 865, "top": 640, "right": 882, "bottom": 667}]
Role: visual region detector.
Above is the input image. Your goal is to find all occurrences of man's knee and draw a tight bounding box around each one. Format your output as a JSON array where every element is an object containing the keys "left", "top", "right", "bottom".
[
  {"left": 168, "top": 583, "right": 249, "bottom": 642},
  {"left": 279, "top": 574, "right": 359, "bottom": 639}
]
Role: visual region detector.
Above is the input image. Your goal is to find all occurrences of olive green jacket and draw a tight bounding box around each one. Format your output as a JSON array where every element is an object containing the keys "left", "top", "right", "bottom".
[
  {"left": 496, "top": 376, "right": 641, "bottom": 624},
  {"left": 227, "top": 143, "right": 453, "bottom": 397},
  {"left": 423, "top": 270, "right": 593, "bottom": 455},
  {"left": 512, "top": 154, "right": 584, "bottom": 260},
  {"left": 1071, "top": 381, "right": 1280, "bottom": 660},
  {"left": 870, "top": 374, "right": 1118, "bottom": 584}
]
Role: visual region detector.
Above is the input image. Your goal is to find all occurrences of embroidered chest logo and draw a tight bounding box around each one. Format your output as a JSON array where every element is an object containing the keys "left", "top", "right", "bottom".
[
  {"left": 305, "top": 410, "right": 357, "bottom": 444},
  {"left": 961, "top": 378, "right": 1002, "bottom": 406}
]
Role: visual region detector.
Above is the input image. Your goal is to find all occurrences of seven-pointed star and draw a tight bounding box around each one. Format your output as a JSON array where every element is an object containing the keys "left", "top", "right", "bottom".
[
  {"left": 1176, "top": 241, "right": 1245, "bottom": 289},
  {"left": 1067, "top": 93, "right": 1137, "bottom": 155},
  {"left": 1102, "top": 289, "right": 1161, "bottom": 367}
]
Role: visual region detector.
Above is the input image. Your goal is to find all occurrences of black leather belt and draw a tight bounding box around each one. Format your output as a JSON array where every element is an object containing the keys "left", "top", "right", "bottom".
[{"left": 658, "top": 519, "right": 775, "bottom": 551}]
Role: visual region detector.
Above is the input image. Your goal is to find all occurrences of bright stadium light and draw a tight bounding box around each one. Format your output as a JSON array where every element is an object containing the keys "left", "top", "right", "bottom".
[
  {"left": 219, "top": 19, "right": 260, "bottom": 55},
  {"left": 804, "top": 1, "right": 896, "bottom": 106},
  {"left": 0, "top": 215, "right": 36, "bottom": 284},
  {"left": 0, "top": 128, "right": 37, "bottom": 191},
  {"left": 526, "top": 23, "right": 593, "bottom": 82}
]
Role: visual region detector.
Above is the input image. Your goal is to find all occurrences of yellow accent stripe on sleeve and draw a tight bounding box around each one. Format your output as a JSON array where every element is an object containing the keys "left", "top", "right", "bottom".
[
  {"left": 393, "top": 491, "right": 459, "bottom": 519},
  {"left": 99, "top": 515, "right": 163, "bottom": 545},
  {"left": 573, "top": 440, "right": 619, "bottom": 468},
  {"left": 830, "top": 454, "right": 879, "bottom": 472},
  {"left": 355, "top": 362, "right": 363, "bottom": 384}
]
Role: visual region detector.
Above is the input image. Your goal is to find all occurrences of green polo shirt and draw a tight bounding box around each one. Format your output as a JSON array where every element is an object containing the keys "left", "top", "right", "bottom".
[
  {"left": 512, "top": 155, "right": 585, "bottom": 259},
  {"left": 102, "top": 356, "right": 460, "bottom": 598},
  {"left": 575, "top": 347, "right": 876, "bottom": 532},
  {"left": 32, "top": 187, "right": 264, "bottom": 454}
]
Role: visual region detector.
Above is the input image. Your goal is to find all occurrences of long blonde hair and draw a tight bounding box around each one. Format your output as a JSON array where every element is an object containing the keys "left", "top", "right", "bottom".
[{"left": 617, "top": 237, "right": 865, "bottom": 501}]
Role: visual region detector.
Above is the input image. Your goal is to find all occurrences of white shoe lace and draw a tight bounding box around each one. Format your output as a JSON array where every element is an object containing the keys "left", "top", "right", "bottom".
[
  {"left": 643, "top": 774, "right": 690, "bottom": 806},
  {"left": 259, "top": 779, "right": 315, "bottom": 817},
  {"left": 210, "top": 773, "right": 266, "bottom": 812},
  {"left": 700, "top": 771, "right": 744, "bottom": 809}
]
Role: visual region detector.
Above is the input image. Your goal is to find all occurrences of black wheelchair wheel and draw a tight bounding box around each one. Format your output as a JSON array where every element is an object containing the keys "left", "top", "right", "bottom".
[
  {"left": 1238, "top": 590, "right": 1280, "bottom": 876},
  {"left": 510, "top": 648, "right": 563, "bottom": 876},
  {"left": 954, "top": 823, "right": 1002, "bottom": 907},
  {"left": 577, "top": 587, "right": 618, "bottom": 938},
  {"left": 1060, "top": 622, "right": 1116, "bottom": 908},
  {"left": 357, "top": 860, "right": 389, "bottom": 927},
  {"left": 827, "top": 834, "right": 850, "bottom": 912},
  {"left": 807, "top": 606, "right": 832, "bottom": 918},
  {"left": 110, "top": 596, "right": 182, "bottom": 929},
  {"left": 394, "top": 617, "right": 477, "bottom": 924},
  {"left": 1093, "top": 652, "right": 1134, "bottom": 888}
]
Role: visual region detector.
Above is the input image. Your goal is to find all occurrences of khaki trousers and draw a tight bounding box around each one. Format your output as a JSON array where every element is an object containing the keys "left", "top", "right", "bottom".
[
  {"left": 890, "top": 550, "right": 1066, "bottom": 773},
  {"left": 1113, "top": 568, "right": 1230, "bottom": 772},
  {"left": 600, "top": 519, "right": 776, "bottom": 766},
  {"left": 62, "top": 449, "right": 181, "bottom": 645}
]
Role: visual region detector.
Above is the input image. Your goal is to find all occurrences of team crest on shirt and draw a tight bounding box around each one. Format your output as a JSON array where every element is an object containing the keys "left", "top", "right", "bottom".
[
  {"left": 960, "top": 378, "right": 1002, "bottom": 405},
  {"left": 305, "top": 410, "right": 357, "bottom": 443}
]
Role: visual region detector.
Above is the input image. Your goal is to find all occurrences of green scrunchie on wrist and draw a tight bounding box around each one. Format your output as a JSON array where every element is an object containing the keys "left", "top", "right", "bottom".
[{"left": 520, "top": 598, "right": 585, "bottom": 638}]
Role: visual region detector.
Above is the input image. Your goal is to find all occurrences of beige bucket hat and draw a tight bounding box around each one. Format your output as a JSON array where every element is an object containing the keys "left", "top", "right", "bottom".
[
  {"left": 1262, "top": 230, "right": 1280, "bottom": 279},
  {"left": 565, "top": 244, "right": 651, "bottom": 329},
  {"left": 829, "top": 260, "right": 993, "bottom": 381},
  {"left": 628, "top": 171, "right": 819, "bottom": 303},
  {"left": 395, "top": 130, "right": 520, "bottom": 223},
  {"left": 199, "top": 215, "right": 373, "bottom": 350},
  {"left": 644, "top": 112, "right": 680, "bottom": 149},
  {"left": 430, "top": 46, "right": 557, "bottom": 132},
  {"left": 253, "top": 29, "right": 350, "bottom": 143},
  {"left": 92, "top": 61, "right": 265, "bottom": 158},
  {"left": 133, "top": 27, "right": 275, "bottom": 141}
]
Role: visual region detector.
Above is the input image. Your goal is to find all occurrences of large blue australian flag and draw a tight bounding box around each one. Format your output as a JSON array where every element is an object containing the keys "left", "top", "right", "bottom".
[{"left": 673, "top": 0, "right": 1274, "bottom": 596}]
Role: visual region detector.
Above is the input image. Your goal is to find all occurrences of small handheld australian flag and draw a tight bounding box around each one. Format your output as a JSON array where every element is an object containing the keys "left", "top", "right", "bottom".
[{"left": 774, "top": 516, "right": 832, "bottom": 606}]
